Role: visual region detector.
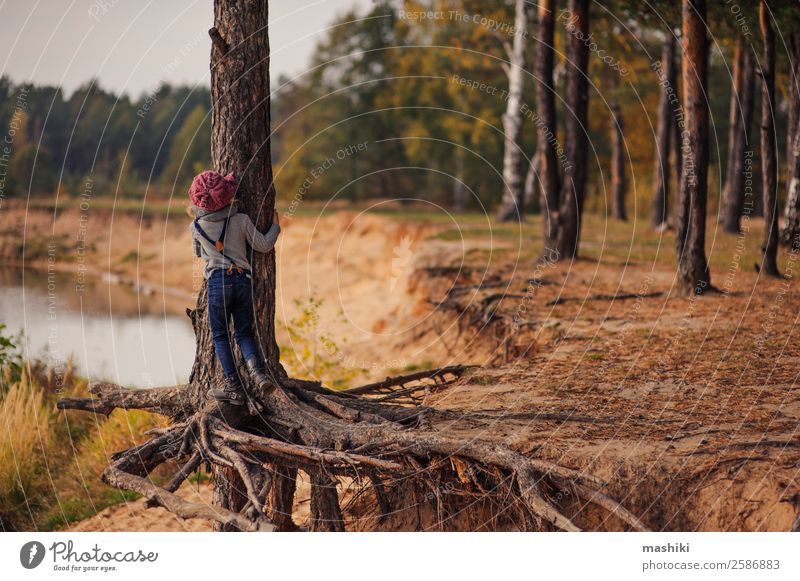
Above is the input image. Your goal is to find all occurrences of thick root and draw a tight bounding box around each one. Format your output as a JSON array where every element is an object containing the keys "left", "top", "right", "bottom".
[{"left": 58, "top": 374, "right": 650, "bottom": 532}]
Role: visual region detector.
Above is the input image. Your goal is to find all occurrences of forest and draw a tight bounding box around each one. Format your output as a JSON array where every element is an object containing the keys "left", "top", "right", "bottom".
[
  {"left": 2, "top": 1, "right": 798, "bottom": 226},
  {"left": 2, "top": 0, "right": 800, "bottom": 539}
]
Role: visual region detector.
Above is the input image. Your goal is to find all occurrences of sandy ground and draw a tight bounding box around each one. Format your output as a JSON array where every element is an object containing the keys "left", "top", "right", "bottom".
[{"left": 2, "top": 202, "right": 798, "bottom": 531}]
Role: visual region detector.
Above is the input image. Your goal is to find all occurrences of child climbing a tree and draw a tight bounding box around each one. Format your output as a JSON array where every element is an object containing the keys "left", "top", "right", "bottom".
[{"left": 188, "top": 170, "right": 281, "bottom": 406}]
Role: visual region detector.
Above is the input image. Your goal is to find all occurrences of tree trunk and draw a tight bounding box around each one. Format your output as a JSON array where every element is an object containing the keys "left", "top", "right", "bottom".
[
  {"left": 453, "top": 148, "right": 466, "bottom": 211},
  {"left": 759, "top": 0, "right": 780, "bottom": 277},
  {"left": 675, "top": 0, "right": 711, "bottom": 296},
  {"left": 671, "top": 37, "right": 683, "bottom": 213},
  {"left": 201, "top": 0, "right": 287, "bottom": 530},
  {"left": 721, "top": 40, "right": 756, "bottom": 234},
  {"left": 651, "top": 35, "right": 676, "bottom": 229},
  {"left": 610, "top": 82, "right": 627, "bottom": 221},
  {"left": 523, "top": 150, "right": 540, "bottom": 215},
  {"left": 554, "top": 0, "right": 590, "bottom": 260},
  {"left": 668, "top": 31, "right": 684, "bottom": 227},
  {"left": 781, "top": 116, "right": 800, "bottom": 249},
  {"left": 785, "top": 33, "right": 800, "bottom": 191},
  {"left": 496, "top": 0, "right": 529, "bottom": 222},
  {"left": 535, "top": 0, "right": 561, "bottom": 249},
  {"left": 781, "top": 33, "right": 800, "bottom": 246}
]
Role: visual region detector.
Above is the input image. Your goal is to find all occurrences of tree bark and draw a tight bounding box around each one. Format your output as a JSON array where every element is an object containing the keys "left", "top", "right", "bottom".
[
  {"left": 785, "top": 33, "right": 800, "bottom": 193},
  {"left": 781, "top": 117, "right": 800, "bottom": 249},
  {"left": 496, "top": 0, "right": 529, "bottom": 222},
  {"left": 671, "top": 35, "right": 683, "bottom": 213},
  {"left": 610, "top": 81, "right": 627, "bottom": 221},
  {"left": 652, "top": 35, "right": 677, "bottom": 229},
  {"left": 523, "top": 150, "right": 540, "bottom": 214},
  {"left": 781, "top": 34, "right": 800, "bottom": 247},
  {"left": 675, "top": 0, "right": 711, "bottom": 296},
  {"left": 721, "top": 40, "right": 756, "bottom": 234},
  {"left": 453, "top": 148, "right": 466, "bottom": 211},
  {"left": 200, "top": 0, "right": 285, "bottom": 530},
  {"left": 759, "top": 0, "right": 780, "bottom": 277},
  {"left": 554, "top": 0, "right": 590, "bottom": 260},
  {"left": 535, "top": 0, "right": 561, "bottom": 248}
]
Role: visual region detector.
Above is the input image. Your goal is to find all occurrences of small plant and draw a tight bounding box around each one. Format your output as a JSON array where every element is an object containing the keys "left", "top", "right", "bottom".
[
  {"left": 0, "top": 324, "right": 23, "bottom": 388},
  {"left": 280, "top": 296, "right": 366, "bottom": 389}
]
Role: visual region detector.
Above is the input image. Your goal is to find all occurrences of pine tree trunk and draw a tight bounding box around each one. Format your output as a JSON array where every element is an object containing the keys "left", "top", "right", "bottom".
[
  {"left": 671, "top": 37, "right": 683, "bottom": 212},
  {"left": 496, "top": 0, "right": 529, "bottom": 222},
  {"left": 196, "top": 0, "right": 287, "bottom": 530},
  {"left": 781, "top": 116, "right": 800, "bottom": 249},
  {"left": 651, "top": 35, "right": 676, "bottom": 229},
  {"left": 781, "top": 33, "right": 800, "bottom": 245},
  {"left": 523, "top": 150, "right": 540, "bottom": 215},
  {"left": 785, "top": 33, "right": 800, "bottom": 189},
  {"left": 721, "top": 40, "right": 756, "bottom": 234},
  {"left": 554, "top": 0, "right": 590, "bottom": 260},
  {"left": 675, "top": 0, "right": 710, "bottom": 296},
  {"left": 453, "top": 149, "right": 466, "bottom": 211},
  {"left": 759, "top": 0, "right": 780, "bottom": 277},
  {"left": 610, "top": 83, "right": 627, "bottom": 221},
  {"left": 535, "top": 0, "right": 561, "bottom": 249}
]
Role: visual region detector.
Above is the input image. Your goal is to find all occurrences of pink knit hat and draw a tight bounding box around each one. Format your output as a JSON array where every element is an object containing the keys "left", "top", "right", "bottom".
[{"left": 188, "top": 170, "right": 237, "bottom": 212}]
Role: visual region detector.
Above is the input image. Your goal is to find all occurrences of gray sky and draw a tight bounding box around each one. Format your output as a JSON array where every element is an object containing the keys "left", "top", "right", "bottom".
[{"left": 0, "top": 0, "right": 367, "bottom": 98}]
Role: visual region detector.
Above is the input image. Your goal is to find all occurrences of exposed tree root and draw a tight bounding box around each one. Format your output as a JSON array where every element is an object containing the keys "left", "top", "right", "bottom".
[
  {"left": 545, "top": 291, "right": 663, "bottom": 306},
  {"left": 58, "top": 373, "right": 650, "bottom": 532},
  {"left": 342, "top": 365, "right": 470, "bottom": 404},
  {"left": 429, "top": 288, "right": 535, "bottom": 363}
]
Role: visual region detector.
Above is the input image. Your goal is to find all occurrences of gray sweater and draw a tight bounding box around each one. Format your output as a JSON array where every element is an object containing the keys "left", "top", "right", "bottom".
[{"left": 190, "top": 205, "right": 281, "bottom": 278}]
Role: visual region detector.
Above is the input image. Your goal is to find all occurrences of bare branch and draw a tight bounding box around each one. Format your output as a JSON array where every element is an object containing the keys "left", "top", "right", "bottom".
[{"left": 57, "top": 383, "right": 190, "bottom": 417}]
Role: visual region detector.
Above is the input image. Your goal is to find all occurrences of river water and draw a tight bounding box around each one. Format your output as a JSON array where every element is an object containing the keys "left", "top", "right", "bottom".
[{"left": 0, "top": 266, "right": 195, "bottom": 387}]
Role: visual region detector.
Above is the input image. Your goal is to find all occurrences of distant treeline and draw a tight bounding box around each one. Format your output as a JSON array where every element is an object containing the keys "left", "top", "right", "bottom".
[
  {"left": 1, "top": 0, "right": 798, "bottom": 220},
  {"left": 0, "top": 78, "right": 211, "bottom": 200}
]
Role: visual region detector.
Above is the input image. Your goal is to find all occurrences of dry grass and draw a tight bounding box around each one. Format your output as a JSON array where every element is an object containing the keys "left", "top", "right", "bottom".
[
  {"left": 0, "top": 371, "right": 55, "bottom": 529},
  {"left": 0, "top": 357, "right": 165, "bottom": 531}
]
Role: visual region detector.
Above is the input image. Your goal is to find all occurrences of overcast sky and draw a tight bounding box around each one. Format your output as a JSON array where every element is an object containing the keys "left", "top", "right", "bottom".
[{"left": 0, "top": 0, "right": 368, "bottom": 98}]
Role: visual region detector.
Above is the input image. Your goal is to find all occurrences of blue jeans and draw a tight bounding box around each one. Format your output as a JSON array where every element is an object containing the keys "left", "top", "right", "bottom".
[{"left": 207, "top": 269, "right": 260, "bottom": 378}]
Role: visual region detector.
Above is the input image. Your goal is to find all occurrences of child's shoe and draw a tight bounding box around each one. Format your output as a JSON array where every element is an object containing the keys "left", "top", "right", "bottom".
[
  {"left": 209, "top": 375, "right": 246, "bottom": 406},
  {"left": 246, "top": 357, "right": 275, "bottom": 395}
]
